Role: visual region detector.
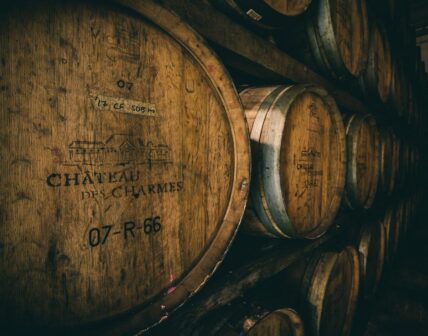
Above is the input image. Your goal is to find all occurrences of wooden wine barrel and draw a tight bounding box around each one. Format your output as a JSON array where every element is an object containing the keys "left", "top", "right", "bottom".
[
  {"left": 241, "top": 85, "right": 346, "bottom": 239},
  {"left": 382, "top": 207, "right": 401, "bottom": 265},
  {"left": 213, "top": 0, "right": 312, "bottom": 30},
  {"left": 0, "top": 0, "right": 251, "bottom": 334},
  {"left": 302, "top": 0, "right": 369, "bottom": 80},
  {"left": 359, "top": 20, "right": 392, "bottom": 103},
  {"left": 343, "top": 114, "right": 380, "bottom": 209},
  {"left": 357, "top": 222, "right": 386, "bottom": 299},
  {"left": 378, "top": 127, "right": 397, "bottom": 196},
  {"left": 215, "top": 308, "right": 306, "bottom": 336},
  {"left": 301, "top": 247, "right": 360, "bottom": 336}
]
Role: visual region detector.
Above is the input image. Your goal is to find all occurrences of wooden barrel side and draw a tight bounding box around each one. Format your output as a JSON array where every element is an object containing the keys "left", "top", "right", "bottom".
[
  {"left": 309, "top": 0, "right": 369, "bottom": 79},
  {"left": 241, "top": 84, "right": 346, "bottom": 239},
  {"left": 360, "top": 20, "right": 392, "bottom": 103},
  {"left": 0, "top": 0, "right": 251, "bottom": 333},
  {"left": 344, "top": 114, "right": 380, "bottom": 209},
  {"left": 357, "top": 222, "right": 386, "bottom": 299},
  {"left": 301, "top": 247, "right": 360, "bottom": 336}
]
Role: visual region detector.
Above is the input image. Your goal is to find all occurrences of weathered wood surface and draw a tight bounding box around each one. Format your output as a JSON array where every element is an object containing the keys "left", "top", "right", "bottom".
[
  {"left": 160, "top": 0, "right": 368, "bottom": 115},
  {"left": 343, "top": 114, "right": 380, "bottom": 209},
  {"left": 0, "top": 0, "right": 251, "bottom": 334},
  {"left": 359, "top": 20, "right": 392, "bottom": 103},
  {"left": 306, "top": 0, "right": 369, "bottom": 80},
  {"left": 241, "top": 85, "right": 346, "bottom": 239},
  {"left": 300, "top": 246, "right": 360, "bottom": 336}
]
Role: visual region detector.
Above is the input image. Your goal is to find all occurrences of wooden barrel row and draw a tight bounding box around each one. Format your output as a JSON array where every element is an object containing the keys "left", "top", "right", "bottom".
[
  {"left": 0, "top": 0, "right": 251, "bottom": 334},
  {"left": 343, "top": 113, "right": 379, "bottom": 210},
  {"left": 216, "top": 0, "right": 427, "bottom": 134},
  {"left": 0, "top": 0, "right": 425, "bottom": 334},
  {"left": 241, "top": 83, "right": 418, "bottom": 239}
]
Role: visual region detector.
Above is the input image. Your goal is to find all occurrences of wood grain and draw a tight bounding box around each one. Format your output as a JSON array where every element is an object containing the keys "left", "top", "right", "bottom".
[
  {"left": 241, "top": 85, "right": 346, "bottom": 239},
  {"left": 359, "top": 20, "right": 392, "bottom": 103},
  {"left": 0, "top": 0, "right": 250, "bottom": 333},
  {"left": 307, "top": 0, "right": 369, "bottom": 79},
  {"left": 343, "top": 114, "right": 380, "bottom": 209},
  {"left": 300, "top": 246, "right": 360, "bottom": 336}
]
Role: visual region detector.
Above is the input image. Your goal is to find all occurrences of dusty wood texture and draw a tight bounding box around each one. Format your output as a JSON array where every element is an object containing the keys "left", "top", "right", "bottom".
[
  {"left": 378, "top": 127, "right": 397, "bottom": 196},
  {"left": 357, "top": 222, "right": 386, "bottom": 300},
  {"left": 212, "top": 0, "right": 312, "bottom": 30},
  {"left": 343, "top": 114, "right": 380, "bottom": 210},
  {"left": 160, "top": 0, "right": 368, "bottom": 115},
  {"left": 241, "top": 85, "right": 346, "bottom": 239},
  {"left": 295, "top": 0, "right": 369, "bottom": 80},
  {"left": 300, "top": 246, "right": 360, "bottom": 336},
  {"left": 359, "top": 20, "right": 392, "bottom": 103},
  {"left": 201, "top": 305, "right": 306, "bottom": 336},
  {"left": 0, "top": 0, "right": 251, "bottom": 334}
]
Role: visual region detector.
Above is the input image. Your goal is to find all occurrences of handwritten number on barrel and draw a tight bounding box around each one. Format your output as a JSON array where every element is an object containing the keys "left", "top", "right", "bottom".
[{"left": 117, "top": 79, "right": 133, "bottom": 91}]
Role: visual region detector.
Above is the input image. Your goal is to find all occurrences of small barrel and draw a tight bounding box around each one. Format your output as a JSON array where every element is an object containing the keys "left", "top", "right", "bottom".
[
  {"left": 359, "top": 20, "right": 392, "bottom": 103},
  {"left": 241, "top": 85, "right": 346, "bottom": 239},
  {"left": 0, "top": 0, "right": 251, "bottom": 333},
  {"left": 378, "top": 127, "right": 397, "bottom": 196},
  {"left": 343, "top": 114, "right": 380, "bottom": 209},
  {"left": 213, "top": 0, "right": 313, "bottom": 30},
  {"left": 301, "top": 247, "right": 360, "bottom": 336},
  {"left": 357, "top": 222, "right": 386, "bottom": 299}
]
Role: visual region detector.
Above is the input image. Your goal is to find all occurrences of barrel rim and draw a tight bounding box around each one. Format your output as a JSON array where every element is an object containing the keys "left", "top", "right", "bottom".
[{"left": 246, "top": 84, "right": 345, "bottom": 239}]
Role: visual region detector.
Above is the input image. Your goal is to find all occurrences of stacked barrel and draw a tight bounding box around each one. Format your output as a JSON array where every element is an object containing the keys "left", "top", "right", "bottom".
[
  {"left": 0, "top": 0, "right": 426, "bottom": 335},
  {"left": 211, "top": 0, "right": 426, "bottom": 335}
]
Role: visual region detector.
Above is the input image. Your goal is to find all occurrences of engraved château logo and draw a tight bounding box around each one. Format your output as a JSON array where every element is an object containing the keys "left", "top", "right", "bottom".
[{"left": 65, "top": 134, "right": 172, "bottom": 166}]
